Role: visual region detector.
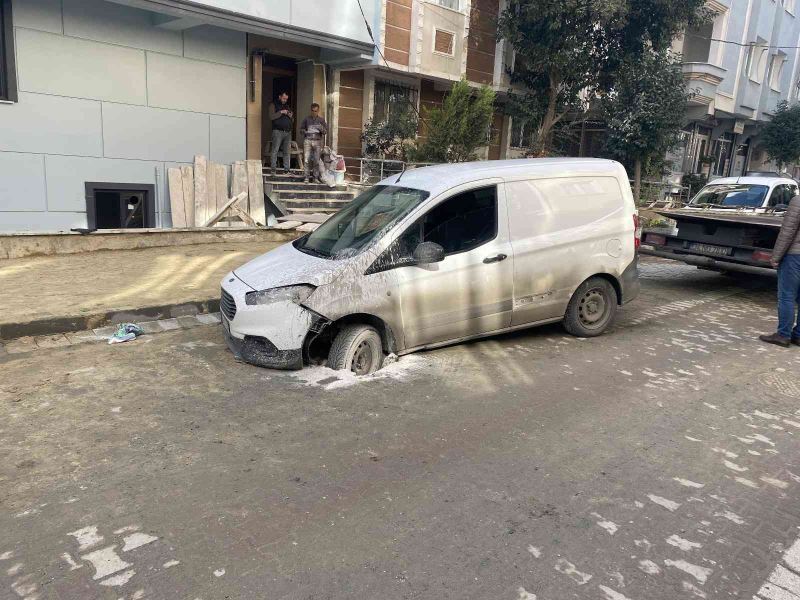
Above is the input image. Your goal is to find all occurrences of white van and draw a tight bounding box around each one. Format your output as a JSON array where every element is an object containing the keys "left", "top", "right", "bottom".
[{"left": 220, "top": 158, "right": 640, "bottom": 374}]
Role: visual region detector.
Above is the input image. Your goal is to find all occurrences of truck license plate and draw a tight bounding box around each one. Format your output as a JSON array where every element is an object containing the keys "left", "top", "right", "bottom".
[{"left": 688, "top": 242, "right": 732, "bottom": 257}]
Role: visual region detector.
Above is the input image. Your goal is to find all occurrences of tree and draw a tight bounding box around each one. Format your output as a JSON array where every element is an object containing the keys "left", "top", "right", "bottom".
[
  {"left": 409, "top": 79, "right": 496, "bottom": 163},
  {"left": 602, "top": 49, "right": 692, "bottom": 202},
  {"left": 761, "top": 101, "right": 800, "bottom": 172},
  {"left": 360, "top": 105, "right": 418, "bottom": 160},
  {"left": 498, "top": 0, "right": 626, "bottom": 154},
  {"left": 499, "top": 0, "right": 709, "bottom": 156}
]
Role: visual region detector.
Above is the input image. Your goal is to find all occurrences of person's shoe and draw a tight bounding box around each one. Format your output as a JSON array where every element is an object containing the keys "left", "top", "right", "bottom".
[
  {"left": 303, "top": 176, "right": 310, "bottom": 183},
  {"left": 759, "top": 333, "right": 791, "bottom": 347},
  {"left": 792, "top": 336, "right": 800, "bottom": 346}
]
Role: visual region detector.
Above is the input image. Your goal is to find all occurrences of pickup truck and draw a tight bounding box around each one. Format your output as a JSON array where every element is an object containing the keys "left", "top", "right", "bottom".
[{"left": 640, "top": 176, "right": 799, "bottom": 276}]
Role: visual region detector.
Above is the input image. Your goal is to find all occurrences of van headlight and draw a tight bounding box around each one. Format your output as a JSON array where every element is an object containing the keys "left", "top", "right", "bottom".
[{"left": 245, "top": 284, "right": 316, "bottom": 306}]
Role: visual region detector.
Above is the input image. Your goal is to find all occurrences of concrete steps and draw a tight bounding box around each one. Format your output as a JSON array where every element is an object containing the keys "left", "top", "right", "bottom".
[{"left": 263, "top": 172, "right": 356, "bottom": 215}]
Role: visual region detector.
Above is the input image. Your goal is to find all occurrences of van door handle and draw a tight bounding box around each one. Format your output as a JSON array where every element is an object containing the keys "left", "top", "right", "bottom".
[{"left": 483, "top": 253, "right": 507, "bottom": 264}]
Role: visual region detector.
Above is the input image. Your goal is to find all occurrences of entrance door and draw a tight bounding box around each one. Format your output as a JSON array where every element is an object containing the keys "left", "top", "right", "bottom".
[{"left": 393, "top": 183, "right": 514, "bottom": 349}]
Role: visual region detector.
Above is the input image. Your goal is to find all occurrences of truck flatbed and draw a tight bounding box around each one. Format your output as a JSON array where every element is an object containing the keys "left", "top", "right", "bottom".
[{"left": 656, "top": 209, "right": 783, "bottom": 229}]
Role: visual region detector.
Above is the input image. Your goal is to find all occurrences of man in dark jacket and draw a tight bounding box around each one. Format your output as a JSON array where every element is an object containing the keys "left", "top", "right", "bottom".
[
  {"left": 760, "top": 194, "right": 800, "bottom": 346},
  {"left": 269, "top": 92, "right": 293, "bottom": 173}
]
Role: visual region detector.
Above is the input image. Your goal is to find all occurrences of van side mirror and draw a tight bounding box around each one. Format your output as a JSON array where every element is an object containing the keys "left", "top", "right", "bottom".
[{"left": 413, "top": 241, "right": 445, "bottom": 264}]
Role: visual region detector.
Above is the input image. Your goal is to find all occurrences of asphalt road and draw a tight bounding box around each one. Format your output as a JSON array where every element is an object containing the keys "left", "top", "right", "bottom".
[{"left": 2, "top": 259, "right": 800, "bottom": 600}]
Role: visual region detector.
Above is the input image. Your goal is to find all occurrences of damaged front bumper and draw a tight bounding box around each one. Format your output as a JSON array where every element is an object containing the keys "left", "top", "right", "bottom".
[{"left": 220, "top": 275, "right": 320, "bottom": 370}]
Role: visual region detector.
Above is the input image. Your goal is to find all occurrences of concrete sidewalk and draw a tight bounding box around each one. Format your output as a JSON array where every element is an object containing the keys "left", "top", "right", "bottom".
[{"left": 0, "top": 240, "right": 285, "bottom": 339}]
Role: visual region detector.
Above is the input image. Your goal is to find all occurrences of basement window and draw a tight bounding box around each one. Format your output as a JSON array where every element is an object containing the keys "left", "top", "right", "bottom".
[
  {"left": 0, "top": 0, "right": 17, "bottom": 102},
  {"left": 434, "top": 29, "right": 455, "bottom": 56},
  {"left": 85, "top": 182, "right": 156, "bottom": 229}
]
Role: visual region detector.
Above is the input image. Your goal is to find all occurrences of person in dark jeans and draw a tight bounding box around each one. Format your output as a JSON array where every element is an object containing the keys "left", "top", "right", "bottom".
[
  {"left": 761, "top": 193, "right": 800, "bottom": 347},
  {"left": 300, "top": 103, "right": 328, "bottom": 183},
  {"left": 269, "top": 92, "right": 293, "bottom": 173}
]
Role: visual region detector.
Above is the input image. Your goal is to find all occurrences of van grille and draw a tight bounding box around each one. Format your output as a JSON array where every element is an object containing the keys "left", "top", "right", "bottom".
[{"left": 220, "top": 288, "right": 237, "bottom": 321}]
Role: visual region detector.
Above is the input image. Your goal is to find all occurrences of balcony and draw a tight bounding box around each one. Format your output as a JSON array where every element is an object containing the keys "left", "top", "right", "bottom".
[{"left": 682, "top": 62, "right": 727, "bottom": 105}]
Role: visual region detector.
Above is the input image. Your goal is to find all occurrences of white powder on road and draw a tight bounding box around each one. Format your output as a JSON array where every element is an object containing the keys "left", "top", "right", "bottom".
[
  {"left": 68, "top": 526, "right": 104, "bottom": 551},
  {"left": 666, "top": 534, "right": 702, "bottom": 551},
  {"left": 664, "top": 559, "right": 712, "bottom": 584},
  {"left": 286, "top": 355, "right": 430, "bottom": 390},
  {"left": 527, "top": 545, "right": 542, "bottom": 558},
  {"left": 121, "top": 532, "right": 158, "bottom": 552},
  {"left": 554, "top": 558, "right": 593, "bottom": 585},
  {"left": 639, "top": 559, "right": 661, "bottom": 574},
  {"left": 673, "top": 477, "right": 704, "bottom": 489},
  {"left": 647, "top": 494, "right": 681, "bottom": 512}
]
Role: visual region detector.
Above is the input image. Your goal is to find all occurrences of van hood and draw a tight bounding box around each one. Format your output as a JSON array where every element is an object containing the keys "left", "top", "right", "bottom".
[{"left": 233, "top": 241, "right": 349, "bottom": 291}]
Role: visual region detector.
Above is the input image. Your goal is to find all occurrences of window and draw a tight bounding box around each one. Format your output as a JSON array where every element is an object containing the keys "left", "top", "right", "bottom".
[
  {"left": 749, "top": 41, "right": 769, "bottom": 82},
  {"left": 690, "top": 183, "right": 769, "bottom": 207},
  {"left": 434, "top": 29, "right": 455, "bottom": 56},
  {"left": 683, "top": 21, "right": 714, "bottom": 63},
  {"left": 430, "top": 0, "right": 463, "bottom": 10},
  {"left": 398, "top": 186, "right": 497, "bottom": 257},
  {"left": 85, "top": 183, "right": 156, "bottom": 229},
  {"left": 511, "top": 119, "right": 536, "bottom": 149},
  {"left": 769, "top": 52, "right": 787, "bottom": 90},
  {"left": 373, "top": 80, "right": 418, "bottom": 124},
  {"left": 0, "top": 0, "right": 17, "bottom": 102},
  {"left": 768, "top": 184, "right": 797, "bottom": 208}
]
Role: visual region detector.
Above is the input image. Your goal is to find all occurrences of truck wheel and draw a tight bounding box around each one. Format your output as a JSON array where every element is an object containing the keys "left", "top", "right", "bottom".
[
  {"left": 328, "top": 324, "right": 384, "bottom": 375},
  {"left": 563, "top": 277, "right": 618, "bottom": 337}
]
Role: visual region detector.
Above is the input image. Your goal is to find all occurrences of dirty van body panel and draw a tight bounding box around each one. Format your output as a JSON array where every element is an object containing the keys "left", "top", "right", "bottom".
[
  {"left": 387, "top": 181, "right": 514, "bottom": 349},
  {"left": 620, "top": 256, "right": 640, "bottom": 304},
  {"left": 504, "top": 176, "right": 635, "bottom": 325}
]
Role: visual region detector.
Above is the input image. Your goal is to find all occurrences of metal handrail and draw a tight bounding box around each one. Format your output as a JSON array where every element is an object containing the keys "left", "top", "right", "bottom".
[{"left": 343, "top": 157, "right": 439, "bottom": 184}]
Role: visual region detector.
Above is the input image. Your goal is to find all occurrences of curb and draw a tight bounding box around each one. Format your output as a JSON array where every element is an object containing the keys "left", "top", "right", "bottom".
[{"left": 0, "top": 298, "right": 220, "bottom": 341}]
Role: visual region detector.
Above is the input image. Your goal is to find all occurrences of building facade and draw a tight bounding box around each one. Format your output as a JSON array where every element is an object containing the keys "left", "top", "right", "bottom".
[
  {"left": 669, "top": 0, "right": 800, "bottom": 182},
  {"left": 0, "top": 0, "right": 377, "bottom": 232},
  {"left": 0, "top": 0, "right": 512, "bottom": 232}
]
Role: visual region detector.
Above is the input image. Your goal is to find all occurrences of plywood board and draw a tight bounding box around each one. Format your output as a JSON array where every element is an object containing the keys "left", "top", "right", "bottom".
[
  {"left": 273, "top": 220, "right": 303, "bottom": 229},
  {"left": 167, "top": 168, "right": 186, "bottom": 228},
  {"left": 213, "top": 163, "right": 228, "bottom": 226},
  {"left": 296, "top": 223, "right": 320, "bottom": 232},
  {"left": 232, "top": 161, "right": 248, "bottom": 210},
  {"left": 277, "top": 213, "right": 330, "bottom": 224},
  {"left": 193, "top": 155, "right": 209, "bottom": 227},
  {"left": 180, "top": 165, "right": 195, "bottom": 227},
  {"left": 246, "top": 159, "right": 265, "bottom": 225}
]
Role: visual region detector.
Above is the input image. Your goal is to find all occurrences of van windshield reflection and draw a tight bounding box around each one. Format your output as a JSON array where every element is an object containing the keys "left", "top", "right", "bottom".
[{"left": 294, "top": 185, "right": 430, "bottom": 260}]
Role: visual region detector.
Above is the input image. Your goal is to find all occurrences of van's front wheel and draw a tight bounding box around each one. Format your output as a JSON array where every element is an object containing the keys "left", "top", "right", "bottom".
[
  {"left": 563, "top": 277, "right": 618, "bottom": 337},
  {"left": 328, "top": 324, "right": 384, "bottom": 375}
]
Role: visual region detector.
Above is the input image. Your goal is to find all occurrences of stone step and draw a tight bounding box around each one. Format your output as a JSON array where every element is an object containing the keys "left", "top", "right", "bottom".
[
  {"left": 275, "top": 191, "right": 355, "bottom": 200},
  {"left": 270, "top": 182, "right": 349, "bottom": 192},
  {"left": 280, "top": 199, "right": 349, "bottom": 210}
]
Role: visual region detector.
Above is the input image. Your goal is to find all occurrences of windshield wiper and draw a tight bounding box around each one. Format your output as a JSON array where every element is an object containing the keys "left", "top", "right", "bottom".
[{"left": 297, "top": 244, "right": 330, "bottom": 259}]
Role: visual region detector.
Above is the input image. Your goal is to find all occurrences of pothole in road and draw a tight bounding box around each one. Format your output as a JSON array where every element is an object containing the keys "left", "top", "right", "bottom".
[{"left": 759, "top": 371, "right": 800, "bottom": 399}]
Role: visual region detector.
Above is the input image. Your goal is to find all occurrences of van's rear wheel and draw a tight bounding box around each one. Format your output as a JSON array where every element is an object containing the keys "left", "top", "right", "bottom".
[
  {"left": 328, "top": 325, "right": 384, "bottom": 375},
  {"left": 563, "top": 277, "right": 617, "bottom": 337}
]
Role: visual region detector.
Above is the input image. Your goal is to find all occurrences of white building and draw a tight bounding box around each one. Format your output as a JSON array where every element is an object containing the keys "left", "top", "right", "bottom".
[{"left": 670, "top": 0, "right": 800, "bottom": 180}]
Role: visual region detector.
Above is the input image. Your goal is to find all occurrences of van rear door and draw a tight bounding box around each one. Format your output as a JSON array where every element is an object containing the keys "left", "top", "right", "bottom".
[{"left": 505, "top": 176, "right": 627, "bottom": 325}]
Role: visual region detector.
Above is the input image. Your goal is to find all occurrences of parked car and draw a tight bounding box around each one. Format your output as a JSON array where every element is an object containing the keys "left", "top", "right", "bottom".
[
  {"left": 640, "top": 176, "right": 799, "bottom": 275},
  {"left": 220, "top": 158, "right": 641, "bottom": 374}
]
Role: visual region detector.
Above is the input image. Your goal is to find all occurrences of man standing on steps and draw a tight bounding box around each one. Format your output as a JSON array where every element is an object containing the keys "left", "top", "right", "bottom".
[
  {"left": 760, "top": 193, "right": 800, "bottom": 347},
  {"left": 269, "top": 91, "right": 293, "bottom": 174},
  {"left": 300, "top": 103, "right": 328, "bottom": 184}
]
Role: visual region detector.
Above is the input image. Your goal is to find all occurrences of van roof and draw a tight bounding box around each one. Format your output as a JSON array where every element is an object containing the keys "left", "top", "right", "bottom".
[{"left": 378, "top": 158, "right": 626, "bottom": 195}]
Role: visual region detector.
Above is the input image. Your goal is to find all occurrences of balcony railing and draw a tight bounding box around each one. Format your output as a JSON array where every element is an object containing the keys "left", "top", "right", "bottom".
[{"left": 344, "top": 158, "right": 439, "bottom": 185}]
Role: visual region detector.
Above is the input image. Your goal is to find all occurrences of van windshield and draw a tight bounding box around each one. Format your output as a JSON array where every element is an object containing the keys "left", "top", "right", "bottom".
[
  {"left": 690, "top": 184, "right": 769, "bottom": 208},
  {"left": 294, "top": 185, "right": 429, "bottom": 259}
]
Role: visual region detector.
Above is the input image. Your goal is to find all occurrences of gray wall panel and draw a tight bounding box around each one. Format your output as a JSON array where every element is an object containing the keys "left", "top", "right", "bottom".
[
  {"left": 0, "top": 92, "right": 103, "bottom": 156},
  {"left": 16, "top": 28, "right": 147, "bottom": 104},
  {"left": 0, "top": 153, "right": 47, "bottom": 212},
  {"left": 0, "top": 212, "right": 87, "bottom": 232},
  {"left": 44, "top": 155, "right": 162, "bottom": 212},
  {"left": 102, "top": 103, "right": 210, "bottom": 163},
  {"left": 63, "top": 0, "right": 183, "bottom": 56},
  {"left": 184, "top": 26, "right": 246, "bottom": 67},
  {"left": 11, "top": 0, "right": 63, "bottom": 34},
  {"left": 210, "top": 115, "right": 246, "bottom": 165},
  {"left": 146, "top": 52, "right": 245, "bottom": 117}
]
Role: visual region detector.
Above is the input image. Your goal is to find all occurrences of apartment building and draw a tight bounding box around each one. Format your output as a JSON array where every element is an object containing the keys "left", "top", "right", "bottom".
[
  {"left": 669, "top": 0, "right": 800, "bottom": 181},
  {"left": 0, "top": 0, "right": 513, "bottom": 232},
  {"left": 0, "top": 0, "right": 377, "bottom": 232}
]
